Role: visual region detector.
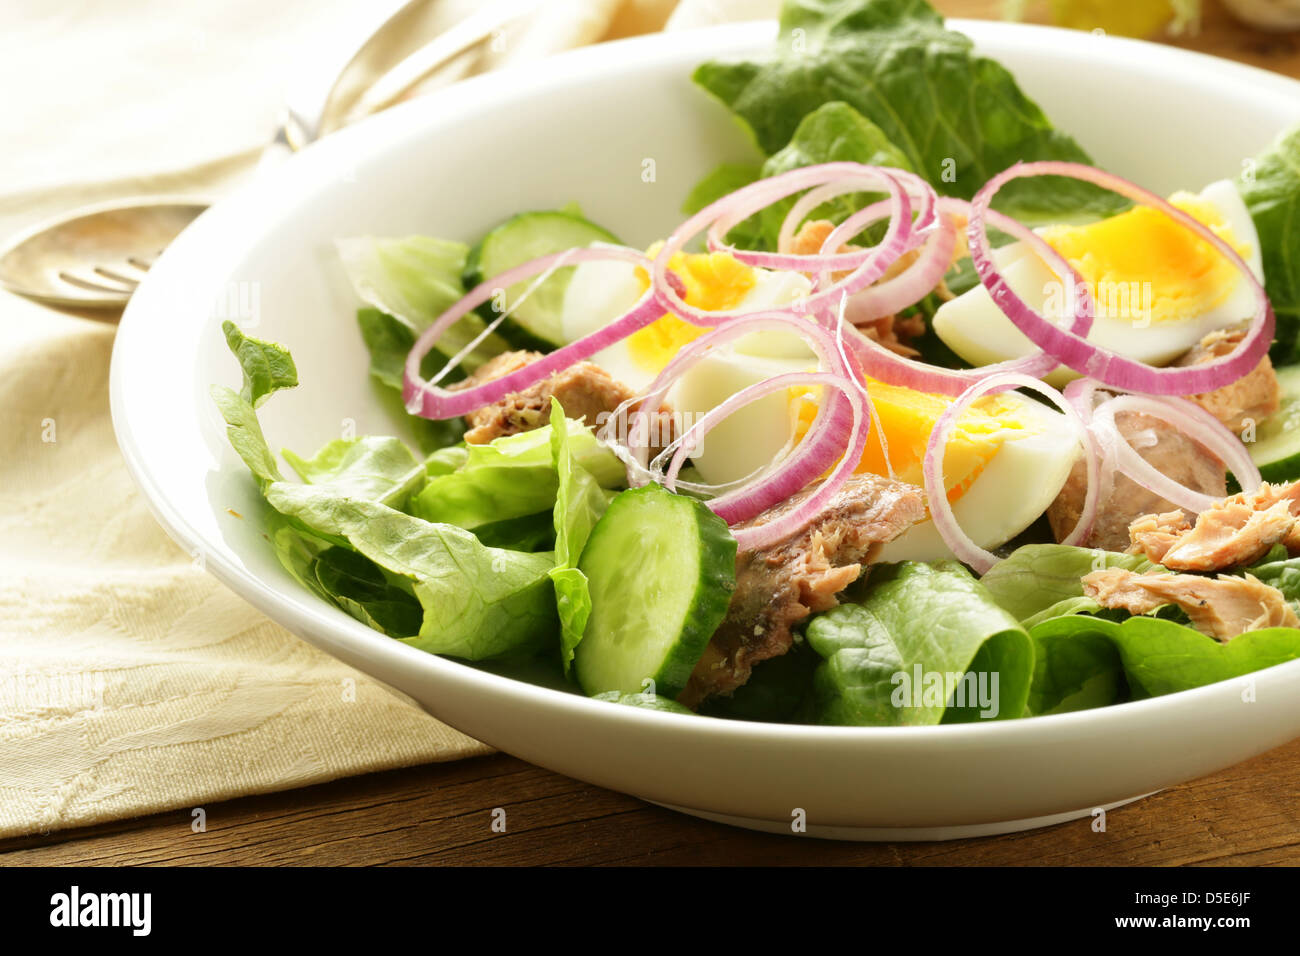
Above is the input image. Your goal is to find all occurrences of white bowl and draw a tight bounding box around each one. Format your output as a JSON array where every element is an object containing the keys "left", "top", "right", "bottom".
[{"left": 112, "top": 20, "right": 1300, "bottom": 840}]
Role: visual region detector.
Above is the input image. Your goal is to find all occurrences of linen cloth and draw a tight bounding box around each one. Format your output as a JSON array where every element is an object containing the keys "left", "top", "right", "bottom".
[{"left": 0, "top": 0, "right": 783, "bottom": 838}]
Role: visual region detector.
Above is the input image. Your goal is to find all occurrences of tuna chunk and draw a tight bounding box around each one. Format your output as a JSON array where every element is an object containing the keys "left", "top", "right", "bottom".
[
  {"left": 1082, "top": 568, "right": 1299, "bottom": 641},
  {"left": 791, "top": 220, "right": 926, "bottom": 357},
  {"left": 679, "top": 473, "right": 925, "bottom": 708},
  {"left": 453, "top": 349, "right": 672, "bottom": 447},
  {"left": 1048, "top": 410, "right": 1226, "bottom": 551},
  {"left": 1128, "top": 480, "right": 1300, "bottom": 570},
  {"left": 1127, "top": 510, "right": 1192, "bottom": 564},
  {"left": 1175, "top": 327, "right": 1281, "bottom": 431}
]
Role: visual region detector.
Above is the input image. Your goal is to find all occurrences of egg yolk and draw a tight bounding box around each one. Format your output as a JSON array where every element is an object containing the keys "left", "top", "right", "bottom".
[
  {"left": 792, "top": 379, "right": 1031, "bottom": 503},
  {"left": 1038, "top": 193, "right": 1252, "bottom": 324},
  {"left": 626, "top": 244, "right": 756, "bottom": 373}
]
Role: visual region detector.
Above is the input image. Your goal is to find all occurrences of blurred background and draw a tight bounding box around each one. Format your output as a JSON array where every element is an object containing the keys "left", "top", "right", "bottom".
[{"left": 1, "top": 0, "right": 1295, "bottom": 226}]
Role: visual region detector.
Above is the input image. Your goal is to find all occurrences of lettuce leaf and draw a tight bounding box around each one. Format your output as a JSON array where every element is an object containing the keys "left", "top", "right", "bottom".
[
  {"left": 693, "top": 0, "right": 1126, "bottom": 223},
  {"left": 336, "top": 235, "right": 508, "bottom": 367},
  {"left": 688, "top": 102, "right": 915, "bottom": 250},
  {"left": 547, "top": 399, "right": 609, "bottom": 673},
  {"left": 215, "top": 323, "right": 561, "bottom": 660},
  {"left": 409, "top": 418, "right": 624, "bottom": 529},
  {"left": 282, "top": 436, "right": 425, "bottom": 511},
  {"left": 220, "top": 320, "right": 298, "bottom": 407},
  {"left": 979, "top": 544, "right": 1161, "bottom": 623},
  {"left": 806, "top": 561, "right": 1033, "bottom": 725},
  {"left": 266, "top": 482, "right": 557, "bottom": 660},
  {"left": 1028, "top": 615, "right": 1300, "bottom": 711},
  {"left": 592, "top": 691, "right": 695, "bottom": 714},
  {"left": 1239, "top": 123, "right": 1300, "bottom": 364}
]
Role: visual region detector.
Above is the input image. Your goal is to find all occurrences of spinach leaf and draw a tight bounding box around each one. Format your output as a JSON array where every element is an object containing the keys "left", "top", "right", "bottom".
[
  {"left": 806, "top": 561, "right": 1033, "bottom": 725},
  {"left": 979, "top": 544, "right": 1160, "bottom": 623},
  {"left": 1239, "top": 123, "right": 1300, "bottom": 364},
  {"left": 693, "top": 0, "right": 1126, "bottom": 223},
  {"left": 1028, "top": 614, "right": 1300, "bottom": 704}
]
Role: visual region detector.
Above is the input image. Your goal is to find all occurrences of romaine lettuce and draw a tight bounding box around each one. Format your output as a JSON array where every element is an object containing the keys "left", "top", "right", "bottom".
[{"left": 693, "top": 0, "right": 1126, "bottom": 224}]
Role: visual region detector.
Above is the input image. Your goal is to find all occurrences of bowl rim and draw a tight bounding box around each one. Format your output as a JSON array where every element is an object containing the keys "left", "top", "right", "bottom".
[{"left": 111, "top": 16, "right": 1300, "bottom": 749}]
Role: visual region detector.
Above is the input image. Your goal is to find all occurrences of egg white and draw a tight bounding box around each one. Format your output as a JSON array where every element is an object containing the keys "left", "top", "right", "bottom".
[
  {"left": 932, "top": 180, "right": 1265, "bottom": 384},
  {"left": 876, "top": 396, "right": 1080, "bottom": 562}
]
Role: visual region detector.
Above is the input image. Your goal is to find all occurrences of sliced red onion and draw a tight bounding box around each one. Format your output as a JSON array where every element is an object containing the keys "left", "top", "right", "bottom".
[
  {"left": 651, "top": 164, "right": 918, "bottom": 325},
  {"left": 402, "top": 246, "right": 683, "bottom": 419},
  {"left": 609, "top": 311, "right": 859, "bottom": 527},
  {"left": 923, "top": 373, "right": 1099, "bottom": 574},
  {"left": 968, "top": 161, "right": 1274, "bottom": 396},
  {"left": 770, "top": 169, "right": 939, "bottom": 256},
  {"left": 1089, "top": 392, "right": 1261, "bottom": 514},
  {"left": 823, "top": 204, "right": 955, "bottom": 323},
  {"left": 822, "top": 197, "right": 1094, "bottom": 396},
  {"left": 716, "top": 371, "right": 869, "bottom": 552}
]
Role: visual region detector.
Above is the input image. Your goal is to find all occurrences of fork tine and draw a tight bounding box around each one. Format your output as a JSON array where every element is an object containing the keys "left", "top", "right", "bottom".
[
  {"left": 92, "top": 266, "right": 140, "bottom": 288},
  {"left": 58, "top": 270, "right": 134, "bottom": 295},
  {"left": 126, "top": 256, "right": 154, "bottom": 272}
]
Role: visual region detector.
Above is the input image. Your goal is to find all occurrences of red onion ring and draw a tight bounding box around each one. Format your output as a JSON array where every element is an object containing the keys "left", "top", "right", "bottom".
[
  {"left": 608, "top": 312, "right": 861, "bottom": 528},
  {"left": 968, "top": 161, "right": 1274, "bottom": 395},
  {"left": 652, "top": 165, "right": 917, "bottom": 325},
  {"left": 1089, "top": 392, "right": 1261, "bottom": 514},
  {"left": 923, "top": 373, "right": 1099, "bottom": 573},
  {"left": 402, "top": 246, "right": 683, "bottom": 419}
]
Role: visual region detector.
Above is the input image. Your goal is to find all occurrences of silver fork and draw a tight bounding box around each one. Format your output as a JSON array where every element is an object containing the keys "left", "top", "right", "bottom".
[{"left": 0, "top": 0, "right": 535, "bottom": 311}]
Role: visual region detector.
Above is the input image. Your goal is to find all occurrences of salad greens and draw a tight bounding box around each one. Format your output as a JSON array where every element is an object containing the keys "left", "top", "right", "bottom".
[
  {"left": 210, "top": 0, "right": 1300, "bottom": 730},
  {"left": 692, "top": 0, "right": 1127, "bottom": 226},
  {"left": 806, "top": 561, "right": 1032, "bottom": 725},
  {"left": 1239, "top": 124, "right": 1300, "bottom": 364}
]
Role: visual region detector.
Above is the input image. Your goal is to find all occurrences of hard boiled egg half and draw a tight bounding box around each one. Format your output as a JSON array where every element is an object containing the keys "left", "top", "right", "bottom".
[{"left": 933, "top": 179, "right": 1264, "bottom": 382}]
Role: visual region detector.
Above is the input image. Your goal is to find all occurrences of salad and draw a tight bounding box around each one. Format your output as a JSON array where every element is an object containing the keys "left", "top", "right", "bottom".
[{"left": 214, "top": 0, "right": 1300, "bottom": 726}]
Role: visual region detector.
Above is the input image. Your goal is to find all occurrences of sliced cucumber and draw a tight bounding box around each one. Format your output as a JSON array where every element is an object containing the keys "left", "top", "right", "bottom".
[
  {"left": 574, "top": 484, "right": 737, "bottom": 699},
  {"left": 1250, "top": 364, "right": 1300, "bottom": 482},
  {"left": 465, "top": 209, "right": 619, "bottom": 351}
]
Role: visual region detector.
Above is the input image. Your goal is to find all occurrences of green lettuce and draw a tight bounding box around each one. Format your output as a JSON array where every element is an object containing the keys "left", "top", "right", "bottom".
[
  {"left": 266, "top": 483, "right": 557, "bottom": 659},
  {"left": 1239, "top": 124, "right": 1300, "bottom": 364},
  {"left": 693, "top": 0, "right": 1125, "bottom": 223},
  {"left": 687, "top": 102, "right": 914, "bottom": 249},
  {"left": 806, "top": 561, "right": 1033, "bottom": 725},
  {"left": 979, "top": 544, "right": 1161, "bottom": 624},
  {"left": 215, "top": 323, "right": 560, "bottom": 660},
  {"left": 1028, "top": 615, "right": 1300, "bottom": 713},
  {"left": 546, "top": 399, "right": 610, "bottom": 673},
  {"left": 282, "top": 436, "right": 425, "bottom": 511},
  {"left": 592, "top": 691, "right": 695, "bottom": 714},
  {"left": 409, "top": 418, "right": 624, "bottom": 529},
  {"left": 336, "top": 235, "right": 508, "bottom": 366}
]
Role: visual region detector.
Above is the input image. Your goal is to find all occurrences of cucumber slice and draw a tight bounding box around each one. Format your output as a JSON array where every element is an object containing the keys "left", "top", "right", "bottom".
[
  {"left": 574, "top": 484, "right": 737, "bottom": 699},
  {"left": 465, "top": 209, "right": 620, "bottom": 350},
  {"left": 1250, "top": 365, "right": 1300, "bottom": 482}
]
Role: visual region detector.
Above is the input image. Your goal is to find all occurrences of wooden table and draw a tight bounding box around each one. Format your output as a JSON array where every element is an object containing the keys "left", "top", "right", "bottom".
[{"left": 6, "top": 0, "right": 1300, "bottom": 867}]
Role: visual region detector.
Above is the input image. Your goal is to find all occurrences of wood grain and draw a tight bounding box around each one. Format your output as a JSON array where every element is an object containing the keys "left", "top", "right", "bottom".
[
  {"left": 3, "top": 738, "right": 1298, "bottom": 866},
  {"left": 5, "top": 0, "right": 1300, "bottom": 866}
]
